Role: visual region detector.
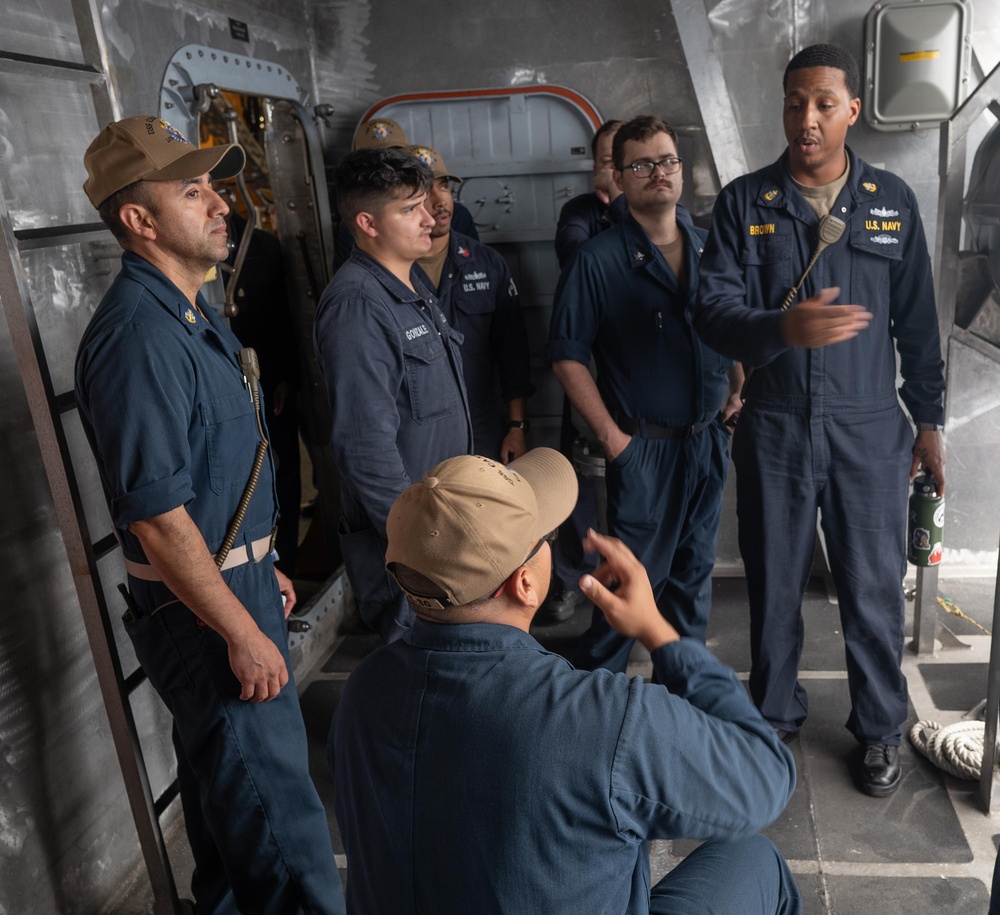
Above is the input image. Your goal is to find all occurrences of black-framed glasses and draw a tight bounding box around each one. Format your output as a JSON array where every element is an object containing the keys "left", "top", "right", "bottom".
[
  {"left": 490, "top": 529, "right": 559, "bottom": 599},
  {"left": 626, "top": 156, "right": 683, "bottom": 178}
]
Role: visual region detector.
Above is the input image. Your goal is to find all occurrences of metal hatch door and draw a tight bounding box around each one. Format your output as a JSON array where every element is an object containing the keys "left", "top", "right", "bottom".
[
  {"left": 260, "top": 97, "right": 341, "bottom": 583},
  {"left": 360, "top": 86, "right": 603, "bottom": 243}
]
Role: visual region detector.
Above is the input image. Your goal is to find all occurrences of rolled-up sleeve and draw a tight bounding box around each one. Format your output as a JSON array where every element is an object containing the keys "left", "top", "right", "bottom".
[
  {"left": 545, "top": 249, "right": 602, "bottom": 366},
  {"left": 77, "top": 323, "right": 197, "bottom": 528}
]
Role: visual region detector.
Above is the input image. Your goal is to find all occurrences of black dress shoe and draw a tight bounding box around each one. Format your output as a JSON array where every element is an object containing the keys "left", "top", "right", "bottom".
[{"left": 859, "top": 743, "right": 901, "bottom": 797}]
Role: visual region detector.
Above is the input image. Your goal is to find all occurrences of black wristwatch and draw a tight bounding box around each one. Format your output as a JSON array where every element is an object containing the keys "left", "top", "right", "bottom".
[{"left": 507, "top": 420, "right": 529, "bottom": 432}]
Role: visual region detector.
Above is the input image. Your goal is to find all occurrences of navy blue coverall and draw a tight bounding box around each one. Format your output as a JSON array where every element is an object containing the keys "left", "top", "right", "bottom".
[
  {"left": 314, "top": 248, "right": 472, "bottom": 642},
  {"left": 694, "top": 147, "right": 945, "bottom": 744},
  {"left": 552, "top": 197, "right": 695, "bottom": 593},
  {"left": 421, "top": 230, "right": 533, "bottom": 458},
  {"left": 331, "top": 621, "right": 801, "bottom": 915},
  {"left": 547, "top": 216, "right": 732, "bottom": 667},
  {"left": 555, "top": 192, "right": 629, "bottom": 269},
  {"left": 76, "top": 252, "right": 343, "bottom": 914}
]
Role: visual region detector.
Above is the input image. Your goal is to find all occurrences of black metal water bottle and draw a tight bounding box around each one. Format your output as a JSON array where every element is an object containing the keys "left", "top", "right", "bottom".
[{"left": 907, "top": 473, "right": 944, "bottom": 567}]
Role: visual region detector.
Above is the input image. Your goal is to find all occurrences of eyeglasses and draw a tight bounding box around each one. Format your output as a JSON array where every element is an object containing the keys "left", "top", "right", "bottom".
[
  {"left": 626, "top": 156, "right": 683, "bottom": 178},
  {"left": 490, "top": 529, "right": 559, "bottom": 599}
]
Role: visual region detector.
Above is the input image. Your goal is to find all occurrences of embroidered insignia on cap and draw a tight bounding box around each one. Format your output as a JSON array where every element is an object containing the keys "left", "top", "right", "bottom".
[
  {"left": 870, "top": 206, "right": 898, "bottom": 218},
  {"left": 862, "top": 181, "right": 877, "bottom": 193},
  {"left": 764, "top": 189, "right": 779, "bottom": 202},
  {"left": 159, "top": 119, "right": 191, "bottom": 145},
  {"left": 413, "top": 146, "right": 435, "bottom": 167},
  {"left": 634, "top": 251, "right": 646, "bottom": 262},
  {"left": 457, "top": 245, "right": 470, "bottom": 258},
  {"left": 371, "top": 121, "right": 391, "bottom": 139},
  {"left": 184, "top": 308, "right": 197, "bottom": 324}
]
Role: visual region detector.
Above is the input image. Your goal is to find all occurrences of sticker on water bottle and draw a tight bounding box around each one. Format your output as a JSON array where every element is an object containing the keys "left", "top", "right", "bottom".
[
  {"left": 928, "top": 542, "right": 943, "bottom": 565},
  {"left": 911, "top": 528, "right": 930, "bottom": 551},
  {"left": 933, "top": 503, "right": 945, "bottom": 528}
]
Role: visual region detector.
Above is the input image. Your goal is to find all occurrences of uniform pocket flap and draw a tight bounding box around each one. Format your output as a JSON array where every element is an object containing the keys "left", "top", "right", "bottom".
[
  {"left": 740, "top": 235, "right": 791, "bottom": 265},
  {"left": 849, "top": 227, "right": 904, "bottom": 260},
  {"left": 455, "top": 294, "right": 495, "bottom": 316},
  {"left": 199, "top": 389, "right": 255, "bottom": 425},
  {"left": 402, "top": 335, "right": 446, "bottom": 365}
]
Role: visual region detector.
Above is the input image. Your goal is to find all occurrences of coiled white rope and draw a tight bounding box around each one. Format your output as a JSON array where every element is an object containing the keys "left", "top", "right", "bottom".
[{"left": 909, "top": 719, "right": 997, "bottom": 781}]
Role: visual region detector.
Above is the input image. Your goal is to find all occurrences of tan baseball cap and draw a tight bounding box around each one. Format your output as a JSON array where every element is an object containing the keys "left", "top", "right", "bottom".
[
  {"left": 403, "top": 145, "right": 463, "bottom": 184},
  {"left": 83, "top": 115, "right": 245, "bottom": 208},
  {"left": 386, "top": 448, "right": 578, "bottom": 609},
  {"left": 353, "top": 118, "right": 409, "bottom": 150}
]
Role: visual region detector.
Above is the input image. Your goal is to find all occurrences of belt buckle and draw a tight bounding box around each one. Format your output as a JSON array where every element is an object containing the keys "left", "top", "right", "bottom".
[{"left": 678, "top": 424, "right": 694, "bottom": 440}]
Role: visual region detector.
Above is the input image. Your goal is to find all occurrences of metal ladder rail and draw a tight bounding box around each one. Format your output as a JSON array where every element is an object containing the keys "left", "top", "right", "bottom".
[{"left": 0, "top": 5, "right": 188, "bottom": 911}]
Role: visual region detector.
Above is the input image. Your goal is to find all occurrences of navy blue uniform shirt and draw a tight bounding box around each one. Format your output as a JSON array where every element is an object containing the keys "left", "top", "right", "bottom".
[
  {"left": 694, "top": 147, "right": 944, "bottom": 423},
  {"left": 313, "top": 247, "right": 472, "bottom": 535},
  {"left": 75, "top": 251, "right": 279, "bottom": 610},
  {"left": 331, "top": 621, "right": 795, "bottom": 914},
  {"left": 77, "top": 253, "right": 345, "bottom": 912},
  {"left": 547, "top": 214, "right": 731, "bottom": 428},
  {"left": 423, "top": 231, "right": 533, "bottom": 454}
]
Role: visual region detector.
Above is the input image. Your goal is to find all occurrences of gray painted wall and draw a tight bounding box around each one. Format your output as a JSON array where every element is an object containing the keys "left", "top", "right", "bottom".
[{"left": 0, "top": 0, "right": 998, "bottom": 911}]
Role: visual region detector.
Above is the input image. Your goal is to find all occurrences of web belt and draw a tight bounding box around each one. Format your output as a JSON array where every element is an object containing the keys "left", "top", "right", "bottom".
[{"left": 124, "top": 533, "right": 274, "bottom": 583}]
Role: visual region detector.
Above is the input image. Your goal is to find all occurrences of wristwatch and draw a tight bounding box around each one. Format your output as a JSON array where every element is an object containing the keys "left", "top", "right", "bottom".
[
  {"left": 916, "top": 422, "right": 945, "bottom": 432},
  {"left": 507, "top": 420, "right": 529, "bottom": 432}
]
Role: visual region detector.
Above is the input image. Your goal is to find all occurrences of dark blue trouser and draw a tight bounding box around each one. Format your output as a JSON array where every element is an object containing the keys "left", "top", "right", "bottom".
[
  {"left": 338, "top": 485, "right": 411, "bottom": 643},
  {"left": 649, "top": 835, "right": 802, "bottom": 914},
  {"left": 125, "top": 568, "right": 344, "bottom": 914},
  {"left": 732, "top": 403, "right": 911, "bottom": 744},
  {"left": 575, "top": 422, "right": 729, "bottom": 673}
]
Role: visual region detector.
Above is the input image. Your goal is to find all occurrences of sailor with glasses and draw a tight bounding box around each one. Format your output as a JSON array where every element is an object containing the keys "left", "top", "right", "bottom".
[{"left": 547, "top": 115, "right": 743, "bottom": 673}]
